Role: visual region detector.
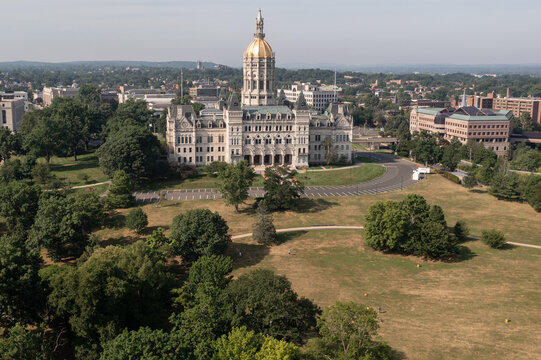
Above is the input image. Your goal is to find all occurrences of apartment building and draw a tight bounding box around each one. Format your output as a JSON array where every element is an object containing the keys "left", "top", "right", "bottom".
[
  {"left": 278, "top": 83, "right": 341, "bottom": 112},
  {"left": 410, "top": 106, "right": 513, "bottom": 156},
  {"left": 42, "top": 86, "right": 79, "bottom": 106},
  {"left": 492, "top": 97, "right": 540, "bottom": 124},
  {"left": 0, "top": 96, "right": 25, "bottom": 131}
]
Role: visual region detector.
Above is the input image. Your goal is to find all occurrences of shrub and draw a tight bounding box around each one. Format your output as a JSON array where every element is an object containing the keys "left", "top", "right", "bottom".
[
  {"left": 126, "top": 207, "right": 148, "bottom": 233},
  {"left": 453, "top": 220, "right": 470, "bottom": 242},
  {"left": 463, "top": 174, "right": 477, "bottom": 189},
  {"left": 77, "top": 172, "right": 90, "bottom": 184},
  {"left": 481, "top": 229, "right": 506, "bottom": 249}
]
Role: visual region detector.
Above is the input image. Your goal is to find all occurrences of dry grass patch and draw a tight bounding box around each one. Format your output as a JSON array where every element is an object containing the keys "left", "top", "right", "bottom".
[{"left": 229, "top": 230, "right": 541, "bottom": 360}]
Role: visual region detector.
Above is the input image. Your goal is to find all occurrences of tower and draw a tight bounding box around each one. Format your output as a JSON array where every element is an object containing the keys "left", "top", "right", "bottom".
[{"left": 242, "top": 9, "right": 276, "bottom": 106}]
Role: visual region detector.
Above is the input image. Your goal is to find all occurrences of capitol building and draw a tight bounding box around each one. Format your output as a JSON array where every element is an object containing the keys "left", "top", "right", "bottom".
[{"left": 166, "top": 10, "right": 353, "bottom": 167}]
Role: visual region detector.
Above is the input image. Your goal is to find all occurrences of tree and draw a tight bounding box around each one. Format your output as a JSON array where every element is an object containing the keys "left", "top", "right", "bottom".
[
  {"left": 0, "top": 324, "right": 50, "bottom": 360},
  {"left": 78, "top": 84, "right": 101, "bottom": 107},
  {"left": 169, "top": 209, "right": 230, "bottom": 262},
  {"left": 256, "top": 335, "right": 301, "bottom": 360},
  {"left": 489, "top": 172, "right": 525, "bottom": 201},
  {"left": 419, "top": 220, "right": 458, "bottom": 259},
  {"left": 252, "top": 202, "right": 278, "bottom": 246},
  {"left": 218, "top": 161, "right": 255, "bottom": 212},
  {"left": 106, "top": 170, "right": 136, "bottom": 209},
  {"left": 126, "top": 207, "right": 148, "bottom": 233},
  {"left": 214, "top": 327, "right": 301, "bottom": 360},
  {"left": 170, "top": 255, "right": 233, "bottom": 359},
  {"left": 524, "top": 175, "right": 541, "bottom": 212},
  {"left": 323, "top": 136, "right": 338, "bottom": 165},
  {"left": 54, "top": 100, "right": 89, "bottom": 160},
  {"left": 441, "top": 139, "right": 462, "bottom": 171},
  {"left": 410, "top": 131, "right": 442, "bottom": 165},
  {"left": 224, "top": 269, "right": 319, "bottom": 344},
  {"left": 306, "top": 302, "right": 391, "bottom": 360},
  {"left": 463, "top": 174, "right": 477, "bottom": 189},
  {"left": 0, "top": 127, "right": 21, "bottom": 163},
  {"left": 364, "top": 201, "right": 409, "bottom": 252},
  {"left": 0, "top": 181, "right": 41, "bottom": 235},
  {"left": 428, "top": 205, "right": 446, "bottom": 227},
  {"left": 453, "top": 220, "right": 470, "bottom": 242},
  {"left": 47, "top": 242, "right": 171, "bottom": 359},
  {"left": 365, "top": 195, "right": 458, "bottom": 260},
  {"left": 263, "top": 165, "right": 305, "bottom": 211},
  {"left": 0, "top": 158, "right": 24, "bottom": 182},
  {"left": 145, "top": 227, "right": 169, "bottom": 252},
  {"left": 31, "top": 162, "right": 52, "bottom": 184},
  {"left": 100, "top": 327, "right": 178, "bottom": 360},
  {"left": 28, "top": 192, "right": 104, "bottom": 261},
  {"left": 482, "top": 229, "right": 506, "bottom": 249},
  {"left": 21, "top": 108, "right": 66, "bottom": 163},
  {"left": 213, "top": 326, "right": 263, "bottom": 360},
  {"left": 105, "top": 99, "right": 153, "bottom": 134},
  {"left": 96, "top": 125, "right": 161, "bottom": 181},
  {"left": 0, "top": 234, "right": 44, "bottom": 327}
]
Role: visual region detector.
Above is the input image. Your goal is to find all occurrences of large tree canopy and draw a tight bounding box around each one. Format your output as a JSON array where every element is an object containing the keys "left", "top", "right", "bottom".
[
  {"left": 28, "top": 192, "right": 104, "bottom": 261},
  {"left": 224, "top": 269, "right": 319, "bottom": 344},
  {"left": 168, "top": 209, "right": 230, "bottom": 262},
  {"left": 263, "top": 165, "right": 305, "bottom": 211},
  {"left": 47, "top": 241, "right": 172, "bottom": 359},
  {"left": 96, "top": 124, "right": 161, "bottom": 181}
]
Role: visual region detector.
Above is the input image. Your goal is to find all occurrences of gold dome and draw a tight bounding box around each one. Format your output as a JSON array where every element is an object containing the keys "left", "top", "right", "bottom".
[{"left": 244, "top": 38, "right": 273, "bottom": 58}]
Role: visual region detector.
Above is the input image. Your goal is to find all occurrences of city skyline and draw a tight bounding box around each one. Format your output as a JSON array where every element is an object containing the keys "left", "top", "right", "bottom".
[{"left": 3, "top": 0, "right": 541, "bottom": 66}]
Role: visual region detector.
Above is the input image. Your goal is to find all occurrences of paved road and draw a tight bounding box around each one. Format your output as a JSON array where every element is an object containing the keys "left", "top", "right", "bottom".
[{"left": 134, "top": 152, "right": 418, "bottom": 203}]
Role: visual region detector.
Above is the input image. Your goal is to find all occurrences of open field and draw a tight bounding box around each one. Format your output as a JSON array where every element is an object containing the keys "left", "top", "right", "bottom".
[
  {"left": 95, "top": 174, "right": 541, "bottom": 359},
  {"left": 46, "top": 152, "right": 109, "bottom": 187},
  {"left": 228, "top": 230, "right": 541, "bottom": 360}
]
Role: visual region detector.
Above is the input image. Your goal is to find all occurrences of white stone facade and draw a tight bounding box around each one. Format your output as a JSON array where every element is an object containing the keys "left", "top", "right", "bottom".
[{"left": 166, "top": 10, "right": 353, "bottom": 168}]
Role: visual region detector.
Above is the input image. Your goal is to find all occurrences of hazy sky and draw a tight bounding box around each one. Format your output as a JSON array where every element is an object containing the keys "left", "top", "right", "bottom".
[{"left": 3, "top": 0, "right": 541, "bottom": 66}]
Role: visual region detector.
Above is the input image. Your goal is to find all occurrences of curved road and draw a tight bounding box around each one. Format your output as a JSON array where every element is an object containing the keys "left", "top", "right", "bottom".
[{"left": 134, "top": 152, "right": 418, "bottom": 203}]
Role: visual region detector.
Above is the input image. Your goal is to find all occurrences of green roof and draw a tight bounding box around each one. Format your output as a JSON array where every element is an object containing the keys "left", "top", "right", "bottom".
[
  {"left": 242, "top": 106, "right": 292, "bottom": 115},
  {"left": 417, "top": 108, "right": 446, "bottom": 115}
]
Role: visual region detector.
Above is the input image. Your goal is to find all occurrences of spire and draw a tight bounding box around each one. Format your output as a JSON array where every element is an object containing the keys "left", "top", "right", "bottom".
[
  {"left": 461, "top": 89, "right": 466, "bottom": 107},
  {"left": 255, "top": 9, "right": 265, "bottom": 39},
  {"left": 294, "top": 91, "right": 309, "bottom": 111}
]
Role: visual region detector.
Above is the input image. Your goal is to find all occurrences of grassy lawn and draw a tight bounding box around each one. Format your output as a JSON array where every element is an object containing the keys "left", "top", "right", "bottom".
[
  {"left": 95, "top": 175, "right": 541, "bottom": 359},
  {"left": 297, "top": 164, "right": 385, "bottom": 186},
  {"left": 352, "top": 143, "right": 367, "bottom": 151},
  {"left": 355, "top": 155, "right": 377, "bottom": 163},
  {"left": 143, "top": 163, "right": 385, "bottom": 190},
  {"left": 46, "top": 152, "right": 109, "bottom": 187}
]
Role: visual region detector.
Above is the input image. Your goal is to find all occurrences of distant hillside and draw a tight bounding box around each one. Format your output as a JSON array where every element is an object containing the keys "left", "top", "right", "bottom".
[{"left": 0, "top": 60, "right": 218, "bottom": 70}]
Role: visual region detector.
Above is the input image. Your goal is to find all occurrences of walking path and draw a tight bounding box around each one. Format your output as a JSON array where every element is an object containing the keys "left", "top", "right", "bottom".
[
  {"left": 231, "top": 225, "right": 364, "bottom": 240},
  {"left": 71, "top": 180, "right": 111, "bottom": 189},
  {"left": 232, "top": 225, "right": 541, "bottom": 250}
]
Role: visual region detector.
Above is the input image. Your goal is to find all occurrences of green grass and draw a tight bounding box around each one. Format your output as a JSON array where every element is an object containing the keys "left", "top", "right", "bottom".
[
  {"left": 46, "top": 152, "right": 109, "bottom": 187},
  {"left": 143, "top": 164, "right": 385, "bottom": 190},
  {"left": 355, "top": 155, "right": 377, "bottom": 163},
  {"left": 352, "top": 144, "right": 367, "bottom": 151},
  {"left": 297, "top": 164, "right": 385, "bottom": 186}
]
